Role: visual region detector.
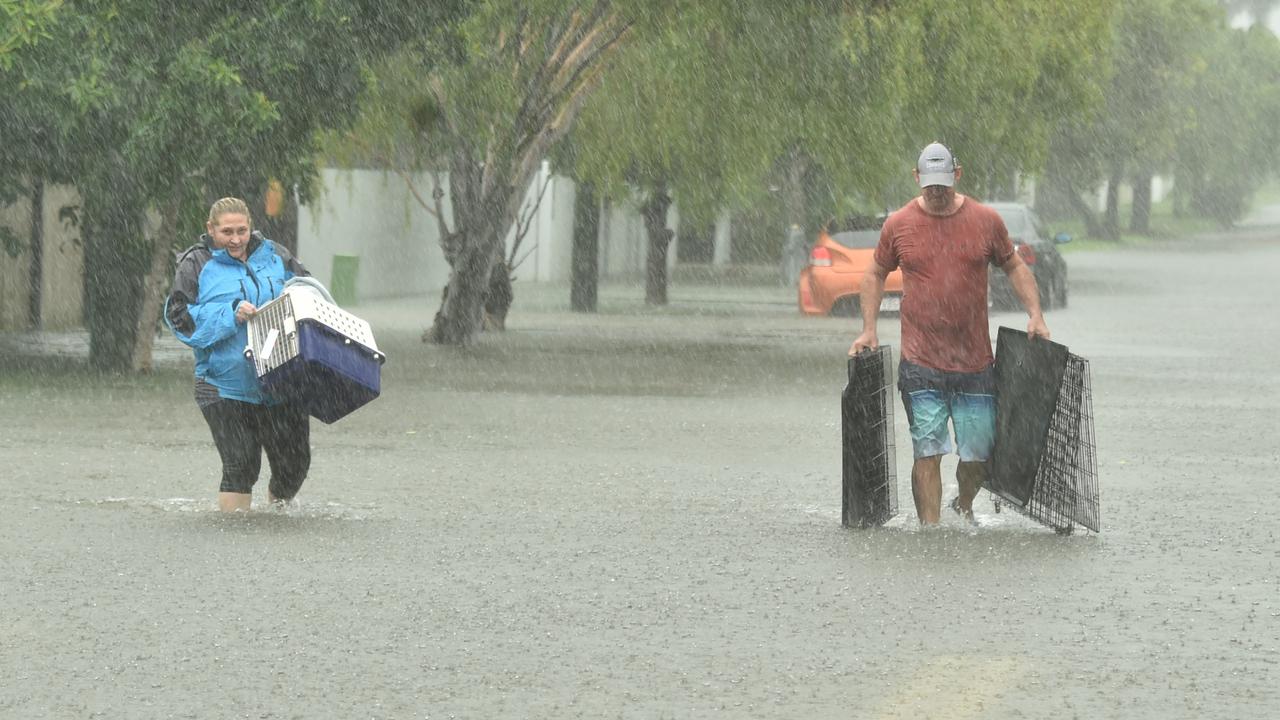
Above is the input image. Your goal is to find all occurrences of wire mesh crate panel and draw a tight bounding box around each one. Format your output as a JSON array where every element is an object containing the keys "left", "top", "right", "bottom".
[
  {"left": 1074, "top": 358, "right": 1099, "bottom": 529},
  {"left": 990, "top": 328, "right": 1100, "bottom": 534},
  {"left": 246, "top": 295, "right": 301, "bottom": 376},
  {"left": 848, "top": 350, "right": 896, "bottom": 492},
  {"left": 842, "top": 346, "right": 898, "bottom": 527},
  {"left": 1025, "top": 354, "right": 1099, "bottom": 532}
]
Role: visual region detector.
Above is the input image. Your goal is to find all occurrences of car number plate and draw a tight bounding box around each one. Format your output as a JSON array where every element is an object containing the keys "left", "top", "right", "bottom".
[{"left": 879, "top": 296, "right": 901, "bottom": 312}]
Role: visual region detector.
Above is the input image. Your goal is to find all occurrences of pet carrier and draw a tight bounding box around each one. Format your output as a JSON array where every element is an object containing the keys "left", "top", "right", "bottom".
[
  {"left": 244, "top": 277, "right": 386, "bottom": 424},
  {"left": 989, "top": 327, "right": 1099, "bottom": 534},
  {"left": 841, "top": 345, "right": 898, "bottom": 528}
]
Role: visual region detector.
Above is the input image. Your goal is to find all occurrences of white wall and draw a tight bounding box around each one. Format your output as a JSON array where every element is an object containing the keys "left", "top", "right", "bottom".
[
  {"left": 298, "top": 168, "right": 453, "bottom": 301},
  {"left": 0, "top": 183, "right": 84, "bottom": 331},
  {"left": 597, "top": 195, "right": 680, "bottom": 279},
  {"left": 1089, "top": 176, "right": 1173, "bottom": 212},
  {"left": 299, "top": 166, "right": 687, "bottom": 300},
  {"left": 712, "top": 210, "right": 732, "bottom": 266},
  {"left": 40, "top": 184, "right": 85, "bottom": 330},
  {"left": 598, "top": 199, "right": 645, "bottom": 278},
  {"left": 505, "top": 163, "right": 577, "bottom": 285},
  {"left": 0, "top": 195, "right": 33, "bottom": 329}
]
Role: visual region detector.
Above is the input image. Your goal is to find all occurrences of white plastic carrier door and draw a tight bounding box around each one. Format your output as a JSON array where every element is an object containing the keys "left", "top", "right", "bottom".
[{"left": 260, "top": 327, "right": 279, "bottom": 361}]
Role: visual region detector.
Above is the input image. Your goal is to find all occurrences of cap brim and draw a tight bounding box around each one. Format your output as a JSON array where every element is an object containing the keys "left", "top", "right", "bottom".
[{"left": 918, "top": 172, "right": 955, "bottom": 188}]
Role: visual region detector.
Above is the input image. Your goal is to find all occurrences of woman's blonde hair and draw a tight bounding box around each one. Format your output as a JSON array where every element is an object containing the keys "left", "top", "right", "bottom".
[{"left": 207, "top": 197, "right": 252, "bottom": 227}]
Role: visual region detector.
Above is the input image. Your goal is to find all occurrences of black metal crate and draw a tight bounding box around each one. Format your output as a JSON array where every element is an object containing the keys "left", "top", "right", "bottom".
[
  {"left": 842, "top": 346, "right": 898, "bottom": 528},
  {"left": 990, "top": 328, "right": 1100, "bottom": 533}
]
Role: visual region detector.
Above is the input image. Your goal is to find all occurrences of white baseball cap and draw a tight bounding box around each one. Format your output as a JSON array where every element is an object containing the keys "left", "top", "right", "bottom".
[{"left": 917, "top": 142, "right": 956, "bottom": 187}]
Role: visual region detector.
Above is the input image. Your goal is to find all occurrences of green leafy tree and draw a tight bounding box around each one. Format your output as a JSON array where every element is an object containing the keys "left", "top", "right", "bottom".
[
  {"left": 567, "top": 2, "right": 911, "bottom": 303},
  {"left": 336, "top": 0, "right": 642, "bottom": 345},
  {"left": 3, "top": 1, "right": 444, "bottom": 370},
  {"left": 766, "top": 4, "right": 919, "bottom": 227},
  {"left": 569, "top": 0, "right": 1114, "bottom": 302},
  {"left": 570, "top": 1, "right": 742, "bottom": 305},
  {"left": 1042, "top": 0, "right": 1213, "bottom": 237},
  {"left": 891, "top": 0, "right": 1115, "bottom": 202},
  {"left": 0, "top": 0, "right": 62, "bottom": 67},
  {"left": 1176, "top": 22, "right": 1280, "bottom": 226}
]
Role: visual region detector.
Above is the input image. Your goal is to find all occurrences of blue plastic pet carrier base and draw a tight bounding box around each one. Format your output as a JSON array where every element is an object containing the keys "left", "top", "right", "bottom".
[
  {"left": 245, "top": 279, "right": 386, "bottom": 425},
  {"left": 258, "top": 320, "right": 382, "bottom": 424}
]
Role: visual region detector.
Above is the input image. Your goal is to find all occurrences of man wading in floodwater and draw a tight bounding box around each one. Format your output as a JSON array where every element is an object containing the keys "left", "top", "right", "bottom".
[{"left": 849, "top": 142, "right": 1050, "bottom": 525}]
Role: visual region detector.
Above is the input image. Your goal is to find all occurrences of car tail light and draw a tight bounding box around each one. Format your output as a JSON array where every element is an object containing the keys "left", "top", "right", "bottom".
[
  {"left": 809, "top": 246, "right": 832, "bottom": 267},
  {"left": 1017, "top": 243, "right": 1037, "bottom": 265}
]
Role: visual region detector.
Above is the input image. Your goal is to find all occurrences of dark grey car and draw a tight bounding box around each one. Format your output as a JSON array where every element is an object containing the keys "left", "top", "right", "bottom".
[{"left": 987, "top": 202, "right": 1071, "bottom": 310}]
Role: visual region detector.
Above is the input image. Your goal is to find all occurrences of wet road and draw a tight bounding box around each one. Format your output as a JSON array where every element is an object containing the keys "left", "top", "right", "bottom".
[{"left": 1, "top": 230, "right": 1278, "bottom": 718}]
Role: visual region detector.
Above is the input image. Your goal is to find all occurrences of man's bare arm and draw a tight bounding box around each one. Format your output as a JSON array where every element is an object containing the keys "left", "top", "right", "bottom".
[
  {"left": 1000, "top": 254, "right": 1050, "bottom": 340},
  {"left": 849, "top": 261, "right": 890, "bottom": 355}
]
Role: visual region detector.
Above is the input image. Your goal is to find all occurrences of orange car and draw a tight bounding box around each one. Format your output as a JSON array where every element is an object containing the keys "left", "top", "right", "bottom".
[{"left": 797, "top": 218, "right": 903, "bottom": 316}]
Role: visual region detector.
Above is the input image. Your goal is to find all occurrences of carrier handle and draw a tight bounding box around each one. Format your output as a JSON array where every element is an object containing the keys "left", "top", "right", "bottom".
[{"left": 283, "top": 276, "right": 337, "bottom": 305}]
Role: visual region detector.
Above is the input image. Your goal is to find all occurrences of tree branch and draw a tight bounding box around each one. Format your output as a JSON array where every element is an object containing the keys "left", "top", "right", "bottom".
[
  {"left": 504, "top": 7, "right": 582, "bottom": 155},
  {"left": 427, "top": 76, "right": 462, "bottom": 141},
  {"left": 548, "top": 18, "right": 632, "bottom": 118},
  {"left": 512, "top": 20, "right": 630, "bottom": 167},
  {"left": 392, "top": 166, "right": 442, "bottom": 220},
  {"left": 510, "top": 17, "right": 632, "bottom": 165},
  {"left": 545, "top": 8, "right": 589, "bottom": 70},
  {"left": 554, "top": 5, "right": 615, "bottom": 76},
  {"left": 508, "top": 169, "right": 553, "bottom": 268},
  {"left": 513, "top": 4, "right": 614, "bottom": 140},
  {"left": 513, "top": 245, "right": 537, "bottom": 274}
]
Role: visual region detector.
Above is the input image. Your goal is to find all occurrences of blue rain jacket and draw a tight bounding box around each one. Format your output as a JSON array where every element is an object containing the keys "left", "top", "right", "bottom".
[{"left": 164, "top": 232, "right": 308, "bottom": 404}]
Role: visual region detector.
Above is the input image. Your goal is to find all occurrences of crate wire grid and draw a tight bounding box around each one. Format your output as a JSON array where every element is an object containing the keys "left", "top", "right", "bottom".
[
  {"left": 1023, "top": 353, "right": 1100, "bottom": 532},
  {"left": 842, "top": 346, "right": 898, "bottom": 528}
]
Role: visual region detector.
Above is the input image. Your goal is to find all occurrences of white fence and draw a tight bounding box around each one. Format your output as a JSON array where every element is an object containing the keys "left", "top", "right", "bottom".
[{"left": 297, "top": 163, "right": 683, "bottom": 303}]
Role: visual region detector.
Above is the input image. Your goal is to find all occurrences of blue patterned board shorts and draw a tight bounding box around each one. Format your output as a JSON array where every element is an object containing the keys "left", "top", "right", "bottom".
[{"left": 898, "top": 359, "right": 997, "bottom": 462}]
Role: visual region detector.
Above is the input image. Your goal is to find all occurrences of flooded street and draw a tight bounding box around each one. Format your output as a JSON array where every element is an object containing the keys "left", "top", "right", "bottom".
[{"left": 2, "top": 232, "right": 1278, "bottom": 718}]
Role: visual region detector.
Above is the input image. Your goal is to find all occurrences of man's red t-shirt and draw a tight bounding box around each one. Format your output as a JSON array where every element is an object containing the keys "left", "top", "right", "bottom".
[{"left": 874, "top": 196, "right": 1015, "bottom": 373}]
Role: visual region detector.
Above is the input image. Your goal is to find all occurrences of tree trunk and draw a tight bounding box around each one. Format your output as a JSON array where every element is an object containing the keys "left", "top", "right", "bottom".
[
  {"left": 642, "top": 187, "right": 673, "bottom": 306},
  {"left": 425, "top": 160, "right": 517, "bottom": 346},
  {"left": 427, "top": 232, "right": 498, "bottom": 345},
  {"left": 570, "top": 181, "right": 599, "bottom": 312},
  {"left": 784, "top": 148, "right": 807, "bottom": 229},
  {"left": 1129, "top": 172, "right": 1152, "bottom": 235},
  {"left": 84, "top": 185, "right": 147, "bottom": 372},
  {"left": 27, "top": 178, "right": 43, "bottom": 329},
  {"left": 425, "top": 133, "right": 537, "bottom": 345},
  {"left": 484, "top": 259, "right": 513, "bottom": 330},
  {"left": 1102, "top": 166, "right": 1122, "bottom": 241},
  {"left": 1067, "top": 191, "right": 1105, "bottom": 239},
  {"left": 1171, "top": 175, "right": 1186, "bottom": 219},
  {"left": 780, "top": 147, "right": 808, "bottom": 287},
  {"left": 130, "top": 194, "right": 181, "bottom": 373}
]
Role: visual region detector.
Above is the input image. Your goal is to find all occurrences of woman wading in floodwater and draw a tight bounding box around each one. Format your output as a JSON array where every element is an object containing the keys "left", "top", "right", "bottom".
[{"left": 164, "top": 197, "right": 313, "bottom": 511}]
